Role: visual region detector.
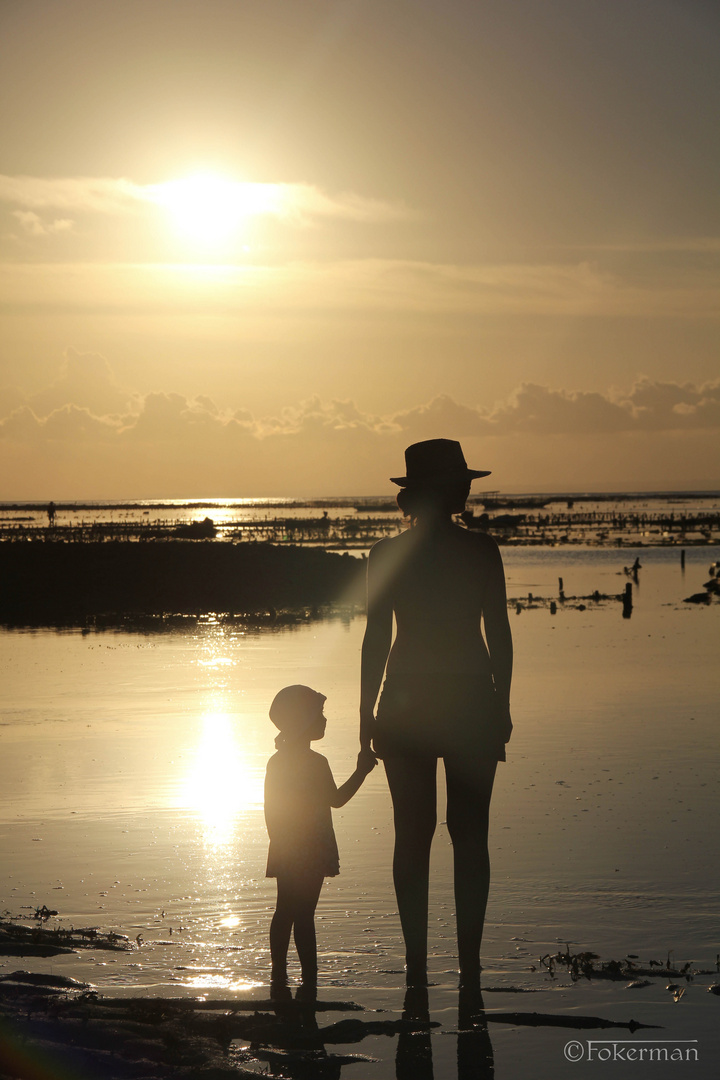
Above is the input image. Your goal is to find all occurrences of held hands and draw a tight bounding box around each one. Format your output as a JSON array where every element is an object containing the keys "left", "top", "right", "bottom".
[{"left": 356, "top": 747, "right": 378, "bottom": 776}]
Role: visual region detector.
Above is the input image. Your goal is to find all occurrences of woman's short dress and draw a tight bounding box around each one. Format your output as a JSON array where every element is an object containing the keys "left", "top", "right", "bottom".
[
  {"left": 373, "top": 670, "right": 506, "bottom": 761},
  {"left": 264, "top": 747, "right": 340, "bottom": 879}
]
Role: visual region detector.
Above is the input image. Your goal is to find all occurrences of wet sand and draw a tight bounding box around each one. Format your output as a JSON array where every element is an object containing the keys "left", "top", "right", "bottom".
[{"left": 1, "top": 546, "right": 719, "bottom": 1077}]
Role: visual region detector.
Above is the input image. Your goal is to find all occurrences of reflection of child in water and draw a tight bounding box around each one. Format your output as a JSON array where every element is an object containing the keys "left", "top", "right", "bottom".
[{"left": 265, "top": 685, "right": 377, "bottom": 1001}]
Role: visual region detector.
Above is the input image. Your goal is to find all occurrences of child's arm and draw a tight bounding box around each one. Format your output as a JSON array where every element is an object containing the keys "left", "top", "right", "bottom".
[{"left": 330, "top": 749, "right": 377, "bottom": 808}]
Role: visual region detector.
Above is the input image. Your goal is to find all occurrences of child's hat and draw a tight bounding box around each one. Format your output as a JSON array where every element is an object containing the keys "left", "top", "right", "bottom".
[{"left": 269, "top": 685, "right": 326, "bottom": 732}]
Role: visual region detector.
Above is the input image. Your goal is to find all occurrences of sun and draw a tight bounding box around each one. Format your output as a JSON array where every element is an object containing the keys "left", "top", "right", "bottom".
[{"left": 152, "top": 173, "right": 282, "bottom": 248}]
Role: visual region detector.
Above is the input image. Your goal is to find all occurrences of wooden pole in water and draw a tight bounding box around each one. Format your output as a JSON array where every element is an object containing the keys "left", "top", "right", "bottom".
[
  {"left": 680, "top": 549, "right": 686, "bottom": 569},
  {"left": 622, "top": 582, "right": 633, "bottom": 618},
  {"left": 558, "top": 576, "right": 565, "bottom": 601}
]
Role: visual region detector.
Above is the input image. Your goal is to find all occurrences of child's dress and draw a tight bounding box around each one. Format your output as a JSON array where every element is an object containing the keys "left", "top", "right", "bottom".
[{"left": 264, "top": 746, "right": 340, "bottom": 879}]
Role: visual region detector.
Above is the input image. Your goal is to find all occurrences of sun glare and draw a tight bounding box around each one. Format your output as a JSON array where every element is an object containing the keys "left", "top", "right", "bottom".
[
  {"left": 152, "top": 174, "right": 283, "bottom": 247},
  {"left": 180, "top": 711, "right": 264, "bottom": 845}
]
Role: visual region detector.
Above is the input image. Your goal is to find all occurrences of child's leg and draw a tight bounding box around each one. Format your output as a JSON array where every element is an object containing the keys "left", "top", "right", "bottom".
[
  {"left": 270, "top": 877, "right": 295, "bottom": 986},
  {"left": 291, "top": 872, "right": 324, "bottom": 989}
]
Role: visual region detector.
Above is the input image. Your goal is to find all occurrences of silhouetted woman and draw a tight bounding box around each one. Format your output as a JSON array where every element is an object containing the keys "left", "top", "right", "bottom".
[{"left": 360, "top": 439, "right": 512, "bottom": 989}]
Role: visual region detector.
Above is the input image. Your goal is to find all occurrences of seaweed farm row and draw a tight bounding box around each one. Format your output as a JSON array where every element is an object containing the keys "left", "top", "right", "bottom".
[
  {"left": 0, "top": 514, "right": 406, "bottom": 549},
  {"left": 1, "top": 492, "right": 719, "bottom": 549},
  {"left": 1, "top": 507, "right": 719, "bottom": 548}
]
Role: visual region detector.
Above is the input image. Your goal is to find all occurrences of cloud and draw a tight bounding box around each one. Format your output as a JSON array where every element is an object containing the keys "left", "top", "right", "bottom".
[
  {"left": 0, "top": 403, "right": 121, "bottom": 442},
  {"left": 0, "top": 176, "right": 145, "bottom": 214},
  {"left": 2, "top": 257, "right": 717, "bottom": 319},
  {"left": 27, "top": 348, "right": 137, "bottom": 418},
  {"left": 0, "top": 349, "right": 716, "bottom": 501},
  {"left": 0, "top": 174, "right": 408, "bottom": 227},
  {"left": 272, "top": 184, "right": 410, "bottom": 224},
  {"left": 3, "top": 357, "right": 720, "bottom": 449},
  {"left": 43, "top": 404, "right": 122, "bottom": 441},
  {"left": 624, "top": 377, "right": 720, "bottom": 429},
  {"left": 0, "top": 406, "right": 43, "bottom": 441},
  {"left": 120, "top": 391, "right": 232, "bottom": 441},
  {"left": 399, "top": 380, "right": 720, "bottom": 436},
  {"left": 577, "top": 237, "right": 720, "bottom": 254},
  {"left": 0, "top": 384, "right": 27, "bottom": 416},
  {"left": 1, "top": 353, "right": 719, "bottom": 497},
  {"left": 486, "top": 384, "right": 633, "bottom": 435},
  {"left": 12, "top": 211, "right": 74, "bottom": 237},
  {"left": 392, "top": 395, "right": 491, "bottom": 437},
  {"left": 256, "top": 396, "right": 393, "bottom": 438}
]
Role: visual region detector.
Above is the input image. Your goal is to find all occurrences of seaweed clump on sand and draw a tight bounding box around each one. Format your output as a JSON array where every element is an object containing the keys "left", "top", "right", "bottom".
[
  {"left": 535, "top": 944, "right": 706, "bottom": 983},
  {"left": 0, "top": 915, "right": 132, "bottom": 958}
]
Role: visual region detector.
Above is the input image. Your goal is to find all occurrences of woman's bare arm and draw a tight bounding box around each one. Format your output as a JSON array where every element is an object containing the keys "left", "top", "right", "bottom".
[
  {"left": 360, "top": 542, "right": 394, "bottom": 751},
  {"left": 480, "top": 536, "right": 513, "bottom": 737}
]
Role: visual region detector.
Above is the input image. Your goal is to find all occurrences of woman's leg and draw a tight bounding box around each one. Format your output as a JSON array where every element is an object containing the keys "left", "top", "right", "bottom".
[
  {"left": 292, "top": 873, "right": 324, "bottom": 990},
  {"left": 444, "top": 755, "right": 497, "bottom": 985},
  {"left": 384, "top": 755, "right": 438, "bottom": 984}
]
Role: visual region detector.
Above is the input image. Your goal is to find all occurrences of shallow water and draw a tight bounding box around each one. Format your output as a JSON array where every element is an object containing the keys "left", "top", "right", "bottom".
[{"left": 1, "top": 545, "right": 719, "bottom": 1077}]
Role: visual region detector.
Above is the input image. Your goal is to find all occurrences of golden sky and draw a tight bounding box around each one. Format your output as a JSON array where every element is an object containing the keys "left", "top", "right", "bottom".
[{"left": 0, "top": 0, "right": 718, "bottom": 497}]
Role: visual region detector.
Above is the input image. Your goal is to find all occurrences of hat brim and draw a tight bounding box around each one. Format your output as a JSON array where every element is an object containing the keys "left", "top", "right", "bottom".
[{"left": 390, "top": 468, "right": 491, "bottom": 487}]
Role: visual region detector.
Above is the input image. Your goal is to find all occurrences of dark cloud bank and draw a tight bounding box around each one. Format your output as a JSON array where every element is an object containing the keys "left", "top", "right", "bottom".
[
  {"left": 1, "top": 350, "right": 718, "bottom": 496},
  {"left": 2, "top": 349, "right": 718, "bottom": 439}
]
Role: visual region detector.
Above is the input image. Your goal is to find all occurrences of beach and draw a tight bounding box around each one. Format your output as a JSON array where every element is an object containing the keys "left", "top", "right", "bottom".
[{"left": 1, "top": 538, "right": 719, "bottom": 1077}]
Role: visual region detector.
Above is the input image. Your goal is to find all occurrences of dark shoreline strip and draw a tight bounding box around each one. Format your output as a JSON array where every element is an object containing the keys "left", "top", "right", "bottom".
[{"left": 0, "top": 540, "right": 364, "bottom": 621}]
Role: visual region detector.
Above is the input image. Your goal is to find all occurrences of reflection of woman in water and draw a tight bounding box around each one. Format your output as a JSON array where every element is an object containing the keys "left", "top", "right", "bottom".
[{"left": 360, "top": 439, "right": 513, "bottom": 989}]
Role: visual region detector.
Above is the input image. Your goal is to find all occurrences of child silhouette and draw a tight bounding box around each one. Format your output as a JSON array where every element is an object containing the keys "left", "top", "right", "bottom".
[{"left": 265, "top": 684, "right": 377, "bottom": 1001}]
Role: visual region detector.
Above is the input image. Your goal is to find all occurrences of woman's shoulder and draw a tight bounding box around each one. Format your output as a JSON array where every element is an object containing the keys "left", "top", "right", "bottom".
[
  {"left": 453, "top": 524, "right": 501, "bottom": 555},
  {"left": 370, "top": 532, "right": 405, "bottom": 554},
  {"left": 369, "top": 530, "right": 413, "bottom": 562}
]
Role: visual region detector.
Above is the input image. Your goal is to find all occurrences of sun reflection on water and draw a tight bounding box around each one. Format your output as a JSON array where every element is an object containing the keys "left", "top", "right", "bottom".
[
  {"left": 184, "top": 974, "right": 262, "bottom": 993},
  {"left": 180, "top": 712, "right": 263, "bottom": 845}
]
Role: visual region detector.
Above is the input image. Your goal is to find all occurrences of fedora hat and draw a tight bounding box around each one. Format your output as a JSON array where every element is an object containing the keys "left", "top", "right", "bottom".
[{"left": 390, "top": 439, "right": 491, "bottom": 487}]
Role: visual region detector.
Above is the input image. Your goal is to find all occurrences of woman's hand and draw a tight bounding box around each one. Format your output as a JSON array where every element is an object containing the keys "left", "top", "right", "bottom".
[
  {"left": 497, "top": 701, "right": 513, "bottom": 742},
  {"left": 359, "top": 705, "right": 376, "bottom": 753}
]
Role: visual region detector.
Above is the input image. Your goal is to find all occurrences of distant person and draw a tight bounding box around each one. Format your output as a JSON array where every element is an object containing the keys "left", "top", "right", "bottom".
[
  {"left": 265, "top": 685, "right": 377, "bottom": 1001},
  {"left": 47, "top": 501, "right": 56, "bottom": 526},
  {"left": 360, "top": 439, "right": 513, "bottom": 990}
]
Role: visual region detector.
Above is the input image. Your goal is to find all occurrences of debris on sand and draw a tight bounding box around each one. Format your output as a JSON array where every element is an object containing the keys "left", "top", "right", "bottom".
[
  {"left": 537, "top": 945, "right": 701, "bottom": 983},
  {"left": 0, "top": 917, "right": 132, "bottom": 957},
  {"left": 0, "top": 974, "right": 375, "bottom": 1080}
]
